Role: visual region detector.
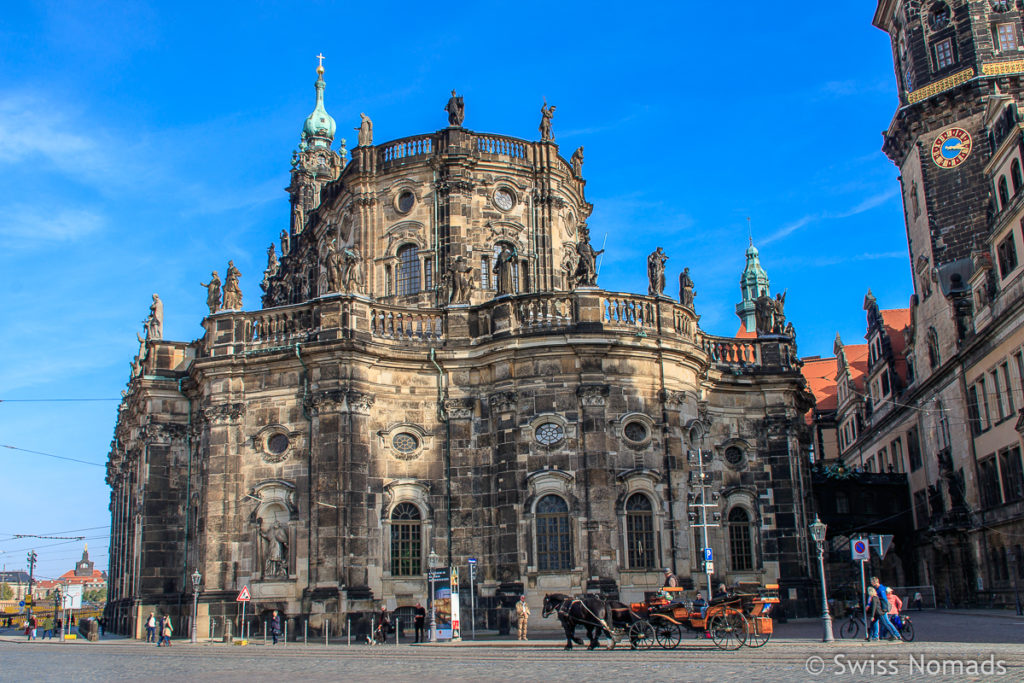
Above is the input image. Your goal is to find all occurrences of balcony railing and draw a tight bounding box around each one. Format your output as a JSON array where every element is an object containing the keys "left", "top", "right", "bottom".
[{"left": 379, "top": 134, "right": 436, "bottom": 163}]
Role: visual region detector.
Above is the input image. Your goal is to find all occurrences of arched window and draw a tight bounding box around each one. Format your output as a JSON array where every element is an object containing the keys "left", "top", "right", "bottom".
[
  {"left": 728, "top": 508, "right": 754, "bottom": 571},
  {"left": 1012, "top": 160, "right": 1023, "bottom": 194},
  {"left": 625, "top": 493, "right": 656, "bottom": 569},
  {"left": 390, "top": 502, "right": 422, "bottom": 576},
  {"left": 536, "top": 495, "right": 571, "bottom": 571},
  {"left": 397, "top": 244, "right": 420, "bottom": 296},
  {"left": 999, "top": 176, "right": 1010, "bottom": 208}
]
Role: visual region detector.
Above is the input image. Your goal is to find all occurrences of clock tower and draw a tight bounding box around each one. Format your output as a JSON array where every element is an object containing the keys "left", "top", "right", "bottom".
[{"left": 875, "top": 0, "right": 1024, "bottom": 289}]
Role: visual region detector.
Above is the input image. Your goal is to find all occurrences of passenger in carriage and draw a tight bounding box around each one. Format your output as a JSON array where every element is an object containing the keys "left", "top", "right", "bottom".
[{"left": 712, "top": 583, "right": 728, "bottom": 601}]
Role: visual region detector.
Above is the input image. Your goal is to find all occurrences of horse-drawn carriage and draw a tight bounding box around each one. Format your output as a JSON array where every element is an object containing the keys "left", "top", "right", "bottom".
[{"left": 543, "top": 583, "right": 779, "bottom": 651}]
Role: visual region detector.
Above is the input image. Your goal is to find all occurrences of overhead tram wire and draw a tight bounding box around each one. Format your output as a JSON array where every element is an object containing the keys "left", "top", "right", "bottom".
[
  {"left": 1, "top": 444, "right": 106, "bottom": 468},
  {"left": 0, "top": 398, "right": 120, "bottom": 402}
]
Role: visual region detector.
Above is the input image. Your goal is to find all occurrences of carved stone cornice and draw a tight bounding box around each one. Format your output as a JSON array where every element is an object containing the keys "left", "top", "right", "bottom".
[
  {"left": 354, "top": 195, "right": 377, "bottom": 208},
  {"left": 347, "top": 390, "right": 375, "bottom": 415},
  {"left": 659, "top": 390, "right": 688, "bottom": 406},
  {"left": 307, "top": 389, "right": 347, "bottom": 415},
  {"left": 436, "top": 179, "right": 474, "bottom": 196},
  {"left": 577, "top": 384, "right": 610, "bottom": 407},
  {"left": 142, "top": 422, "right": 188, "bottom": 444},
  {"left": 488, "top": 391, "right": 517, "bottom": 414},
  {"left": 202, "top": 403, "right": 246, "bottom": 424},
  {"left": 444, "top": 397, "right": 475, "bottom": 419}
]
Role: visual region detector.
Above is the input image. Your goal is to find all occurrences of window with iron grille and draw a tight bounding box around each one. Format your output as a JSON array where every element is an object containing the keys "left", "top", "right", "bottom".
[
  {"left": 390, "top": 502, "right": 422, "bottom": 576},
  {"left": 998, "top": 23, "right": 1018, "bottom": 52},
  {"left": 934, "top": 39, "right": 954, "bottom": 70},
  {"left": 536, "top": 495, "right": 571, "bottom": 571},
  {"left": 625, "top": 493, "right": 656, "bottom": 569},
  {"left": 728, "top": 508, "right": 753, "bottom": 571},
  {"left": 397, "top": 245, "right": 420, "bottom": 296}
]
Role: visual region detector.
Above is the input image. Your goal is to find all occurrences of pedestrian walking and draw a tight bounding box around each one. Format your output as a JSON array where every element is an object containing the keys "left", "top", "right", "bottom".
[
  {"left": 146, "top": 612, "right": 156, "bottom": 642},
  {"left": 515, "top": 595, "right": 530, "bottom": 640},
  {"left": 867, "top": 577, "right": 901, "bottom": 641},
  {"left": 42, "top": 616, "right": 54, "bottom": 639},
  {"left": 270, "top": 610, "right": 281, "bottom": 645},
  {"left": 27, "top": 614, "right": 38, "bottom": 640},
  {"left": 157, "top": 614, "right": 173, "bottom": 646},
  {"left": 413, "top": 602, "right": 426, "bottom": 643},
  {"left": 913, "top": 591, "right": 923, "bottom": 611}
]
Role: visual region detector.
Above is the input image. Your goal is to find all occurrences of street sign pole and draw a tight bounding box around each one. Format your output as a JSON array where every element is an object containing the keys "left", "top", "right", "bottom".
[
  {"left": 860, "top": 559, "right": 867, "bottom": 641},
  {"left": 468, "top": 558, "right": 477, "bottom": 640}
]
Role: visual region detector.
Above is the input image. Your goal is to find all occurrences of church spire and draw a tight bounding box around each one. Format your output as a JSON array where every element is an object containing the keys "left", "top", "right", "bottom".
[
  {"left": 735, "top": 238, "right": 770, "bottom": 333},
  {"left": 301, "top": 54, "right": 336, "bottom": 148}
]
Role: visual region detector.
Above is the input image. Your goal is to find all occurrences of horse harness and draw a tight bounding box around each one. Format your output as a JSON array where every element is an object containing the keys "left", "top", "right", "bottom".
[{"left": 559, "top": 597, "right": 610, "bottom": 632}]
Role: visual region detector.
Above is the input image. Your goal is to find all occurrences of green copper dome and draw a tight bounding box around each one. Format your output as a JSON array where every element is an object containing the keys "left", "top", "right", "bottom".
[{"left": 302, "top": 66, "right": 336, "bottom": 147}]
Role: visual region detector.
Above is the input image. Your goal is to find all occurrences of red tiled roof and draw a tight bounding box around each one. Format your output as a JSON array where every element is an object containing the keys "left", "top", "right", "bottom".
[
  {"left": 841, "top": 343, "right": 870, "bottom": 392},
  {"left": 801, "top": 356, "right": 839, "bottom": 414},
  {"left": 734, "top": 321, "right": 757, "bottom": 339}
]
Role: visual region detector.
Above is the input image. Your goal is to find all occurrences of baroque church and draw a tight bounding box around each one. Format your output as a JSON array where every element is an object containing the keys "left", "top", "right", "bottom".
[{"left": 104, "top": 61, "right": 817, "bottom": 638}]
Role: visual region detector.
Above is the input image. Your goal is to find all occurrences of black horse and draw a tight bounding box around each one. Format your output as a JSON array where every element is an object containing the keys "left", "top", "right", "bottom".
[{"left": 541, "top": 593, "right": 616, "bottom": 650}]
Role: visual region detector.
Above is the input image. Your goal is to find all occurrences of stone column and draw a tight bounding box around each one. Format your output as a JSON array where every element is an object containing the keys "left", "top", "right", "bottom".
[
  {"left": 576, "top": 384, "right": 610, "bottom": 579},
  {"left": 340, "top": 390, "right": 376, "bottom": 592},
  {"left": 487, "top": 390, "right": 520, "bottom": 582}
]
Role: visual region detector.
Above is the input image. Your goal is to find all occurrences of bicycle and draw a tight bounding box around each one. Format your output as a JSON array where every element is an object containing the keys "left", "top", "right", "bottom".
[{"left": 839, "top": 610, "right": 867, "bottom": 639}]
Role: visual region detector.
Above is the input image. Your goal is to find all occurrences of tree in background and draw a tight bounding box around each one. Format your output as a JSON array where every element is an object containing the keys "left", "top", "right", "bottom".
[{"left": 0, "top": 582, "right": 13, "bottom": 600}]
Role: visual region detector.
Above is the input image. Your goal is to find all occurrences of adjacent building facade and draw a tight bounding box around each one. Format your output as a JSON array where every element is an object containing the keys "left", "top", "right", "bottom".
[{"left": 104, "top": 68, "right": 820, "bottom": 638}]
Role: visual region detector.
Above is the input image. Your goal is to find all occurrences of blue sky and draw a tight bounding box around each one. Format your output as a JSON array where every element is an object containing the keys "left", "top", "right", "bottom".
[{"left": 0, "top": 1, "right": 908, "bottom": 580}]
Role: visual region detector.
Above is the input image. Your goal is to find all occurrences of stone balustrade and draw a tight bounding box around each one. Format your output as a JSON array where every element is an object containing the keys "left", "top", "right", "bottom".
[
  {"left": 602, "top": 295, "right": 657, "bottom": 331},
  {"left": 475, "top": 134, "right": 528, "bottom": 159},
  {"left": 370, "top": 305, "right": 443, "bottom": 342},
  {"left": 379, "top": 134, "right": 436, "bottom": 163}
]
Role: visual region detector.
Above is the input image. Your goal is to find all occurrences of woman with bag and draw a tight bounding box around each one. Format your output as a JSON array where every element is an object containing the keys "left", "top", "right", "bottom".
[{"left": 158, "top": 614, "right": 173, "bottom": 646}]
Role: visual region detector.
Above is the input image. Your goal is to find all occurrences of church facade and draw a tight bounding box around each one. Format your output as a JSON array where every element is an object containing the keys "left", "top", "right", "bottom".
[{"left": 104, "top": 66, "right": 817, "bottom": 638}]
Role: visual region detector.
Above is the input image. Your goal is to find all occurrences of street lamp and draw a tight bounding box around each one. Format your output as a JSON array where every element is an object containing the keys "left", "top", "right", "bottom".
[
  {"left": 190, "top": 568, "right": 202, "bottom": 644},
  {"left": 428, "top": 549, "right": 440, "bottom": 643},
  {"left": 808, "top": 515, "right": 834, "bottom": 642}
]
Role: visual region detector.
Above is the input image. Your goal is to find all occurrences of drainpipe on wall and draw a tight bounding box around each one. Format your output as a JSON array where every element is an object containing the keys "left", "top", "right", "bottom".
[
  {"left": 179, "top": 377, "right": 193, "bottom": 623},
  {"left": 430, "top": 348, "right": 452, "bottom": 566},
  {"left": 295, "top": 343, "right": 315, "bottom": 588}
]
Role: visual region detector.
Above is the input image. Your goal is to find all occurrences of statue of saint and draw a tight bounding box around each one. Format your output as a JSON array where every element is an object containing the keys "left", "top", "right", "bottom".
[
  {"left": 356, "top": 113, "right": 373, "bottom": 146},
  {"left": 223, "top": 260, "right": 243, "bottom": 310},
  {"left": 573, "top": 226, "right": 604, "bottom": 287},
  {"left": 647, "top": 247, "right": 668, "bottom": 296},
  {"left": 570, "top": 146, "right": 584, "bottom": 177},
  {"left": 539, "top": 100, "right": 556, "bottom": 141},
  {"left": 280, "top": 229, "right": 290, "bottom": 256},
  {"left": 679, "top": 267, "right": 696, "bottom": 308},
  {"left": 449, "top": 255, "right": 473, "bottom": 304},
  {"left": 561, "top": 248, "right": 578, "bottom": 289},
  {"left": 262, "top": 244, "right": 279, "bottom": 293},
  {"left": 754, "top": 291, "right": 774, "bottom": 336},
  {"left": 444, "top": 90, "right": 465, "bottom": 127},
  {"left": 342, "top": 247, "right": 363, "bottom": 293},
  {"left": 144, "top": 294, "right": 163, "bottom": 340},
  {"left": 325, "top": 241, "right": 342, "bottom": 292},
  {"left": 200, "top": 271, "right": 221, "bottom": 315},
  {"left": 259, "top": 519, "right": 289, "bottom": 579},
  {"left": 772, "top": 291, "right": 787, "bottom": 333},
  {"left": 495, "top": 245, "right": 516, "bottom": 296}
]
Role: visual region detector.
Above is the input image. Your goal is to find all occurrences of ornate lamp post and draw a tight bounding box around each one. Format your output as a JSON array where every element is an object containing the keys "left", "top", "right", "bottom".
[
  {"left": 428, "top": 549, "right": 440, "bottom": 643},
  {"left": 809, "top": 515, "right": 834, "bottom": 642},
  {"left": 190, "top": 568, "right": 202, "bottom": 644}
]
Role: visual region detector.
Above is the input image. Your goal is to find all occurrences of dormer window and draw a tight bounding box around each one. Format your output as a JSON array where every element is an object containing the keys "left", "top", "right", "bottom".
[
  {"left": 934, "top": 38, "right": 955, "bottom": 70},
  {"left": 997, "top": 23, "right": 1019, "bottom": 52},
  {"left": 928, "top": 2, "right": 951, "bottom": 32}
]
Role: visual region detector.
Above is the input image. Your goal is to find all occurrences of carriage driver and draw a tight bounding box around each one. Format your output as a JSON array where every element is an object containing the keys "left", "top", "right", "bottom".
[{"left": 663, "top": 568, "right": 679, "bottom": 588}]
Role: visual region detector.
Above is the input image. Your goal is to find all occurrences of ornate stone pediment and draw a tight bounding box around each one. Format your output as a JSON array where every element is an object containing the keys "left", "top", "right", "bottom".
[
  {"left": 444, "top": 397, "right": 475, "bottom": 419},
  {"left": 577, "top": 384, "right": 609, "bottom": 407},
  {"left": 488, "top": 391, "right": 517, "bottom": 413},
  {"left": 202, "top": 403, "right": 246, "bottom": 424},
  {"left": 486, "top": 221, "right": 526, "bottom": 246}
]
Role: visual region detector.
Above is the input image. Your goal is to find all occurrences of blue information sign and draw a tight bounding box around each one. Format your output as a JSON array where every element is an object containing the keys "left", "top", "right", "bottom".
[{"left": 703, "top": 548, "right": 713, "bottom": 562}]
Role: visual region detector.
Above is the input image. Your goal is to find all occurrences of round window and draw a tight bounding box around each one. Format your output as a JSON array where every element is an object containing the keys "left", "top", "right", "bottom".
[
  {"left": 535, "top": 422, "right": 565, "bottom": 446},
  {"left": 623, "top": 421, "right": 649, "bottom": 444},
  {"left": 397, "top": 191, "right": 415, "bottom": 213},
  {"left": 267, "top": 433, "right": 290, "bottom": 455},
  {"left": 493, "top": 188, "right": 514, "bottom": 211},
  {"left": 725, "top": 446, "right": 745, "bottom": 466},
  {"left": 392, "top": 432, "right": 419, "bottom": 454}
]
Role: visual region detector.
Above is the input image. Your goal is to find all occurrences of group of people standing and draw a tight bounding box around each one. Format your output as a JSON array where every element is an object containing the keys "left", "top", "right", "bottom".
[{"left": 145, "top": 611, "right": 173, "bottom": 646}]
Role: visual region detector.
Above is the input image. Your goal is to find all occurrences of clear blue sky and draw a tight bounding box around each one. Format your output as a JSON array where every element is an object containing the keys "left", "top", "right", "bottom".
[{"left": 0, "top": 1, "right": 907, "bottom": 580}]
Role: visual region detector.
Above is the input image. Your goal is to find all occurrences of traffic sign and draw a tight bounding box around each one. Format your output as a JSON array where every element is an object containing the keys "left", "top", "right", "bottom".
[
  {"left": 468, "top": 557, "right": 477, "bottom": 578},
  {"left": 24, "top": 596, "right": 32, "bottom": 605},
  {"left": 18, "top": 601, "right": 24, "bottom": 608},
  {"left": 236, "top": 586, "right": 251, "bottom": 602},
  {"left": 871, "top": 534, "right": 894, "bottom": 559},
  {"left": 703, "top": 548, "right": 713, "bottom": 562},
  {"left": 704, "top": 561, "right": 714, "bottom": 574},
  {"left": 851, "top": 538, "right": 870, "bottom": 561}
]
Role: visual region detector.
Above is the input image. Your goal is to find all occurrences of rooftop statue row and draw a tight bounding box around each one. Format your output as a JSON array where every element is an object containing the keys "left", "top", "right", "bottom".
[
  {"left": 200, "top": 261, "right": 243, "bottom": 315},
  {"left": 646, "top": 247, "right": 698, "bottom": 311}
]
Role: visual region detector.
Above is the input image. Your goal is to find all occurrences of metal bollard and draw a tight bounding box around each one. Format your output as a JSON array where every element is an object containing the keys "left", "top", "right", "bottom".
[
  {"left": 371, "top": 616, "right": 375, "bottom": 645},
  {"left": 263, "top": 621, "right": 267, "bottom": 645},
  {"left": 304, "top": 620, "right": 307, "bottom": 645},
  {"left": 396, "top": 618, "right": 399, "bottom": 646},
  {"left": 325, "top": 619, "right": 329, "bottom": 646},
  {"left": 347, "top": 619, "right": 351, "bottom": 646},
  {"left": 284, "top": 622, "right": 287, "bottom": 647}
]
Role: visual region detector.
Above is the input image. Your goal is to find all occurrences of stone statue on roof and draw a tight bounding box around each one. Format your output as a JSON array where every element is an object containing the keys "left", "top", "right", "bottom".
[
  {"left": 539, "top": 100, "right": 556, "bottom": 141},
  {"left": 200, "top": 271, "right": 222, "bottom": 315},
  {"left": 679, "top": 267, "right": 696, "bottom": 308},
  {"left": 356, "top": 113, "right": 373, "bottom": 146},
  {"left": 223, "top": 261, "right": 243, "bottom": 310},
  {"left": 570, "top": 146, "right": 584, "bottom": 177},
  {"left": 144, "top": 294, "right": 163, "bottom": 340},
  {"left": 449, "top": 255, "right": 473, "bottom": 304},
  {"left": 445, "top": 90, "right": 465, "bottom": 127},
  {"left": 647, "top": 247, "right": 668, "bottom": 296}
]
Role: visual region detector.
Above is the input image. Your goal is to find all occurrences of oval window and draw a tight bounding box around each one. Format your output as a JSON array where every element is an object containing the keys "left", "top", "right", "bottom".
[
  {"left": 535, "top": 422, "right": 565, "bottom": 446},
  {"left": 397, "top": 191, "right": 415, "bottom": 213},
  {"left": 623, "top": 421, "right": 649, "bottom": 444}
]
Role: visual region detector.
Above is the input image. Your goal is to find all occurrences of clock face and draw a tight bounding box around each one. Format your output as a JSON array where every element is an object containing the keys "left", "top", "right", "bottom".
[
  {"left": 931, "top": 128, "right": 972, "bottom": 168},
  {"left": 494, "top": 189, "right": 514, "bottom": 211}
]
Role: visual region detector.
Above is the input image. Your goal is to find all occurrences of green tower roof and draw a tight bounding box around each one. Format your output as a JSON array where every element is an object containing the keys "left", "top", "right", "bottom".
[{"left": 302, "top": 63, "right": 336, "bottom": 147}]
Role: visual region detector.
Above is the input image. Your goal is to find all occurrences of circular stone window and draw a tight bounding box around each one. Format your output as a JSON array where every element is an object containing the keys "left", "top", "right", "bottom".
[
  {"left": 623, "top": 421, "right": 649, "bottom": 445},
  {"left": 396, "top": 191, "right": 415, "bottom": 214},
  {"left": 262, "top": 432, "right": 291, "bottom": 463},
  {"left": 493, "top": 188, "right": 515, "bottom": 211},
  {"left": 725, "top": 446, "right": 745, "bottom": 467},
  {"left": 535, "top": 422, "right": 565, "bottom": 446},
  {"left": 391, "top": 432, "right": 420, "bottom": 459}
]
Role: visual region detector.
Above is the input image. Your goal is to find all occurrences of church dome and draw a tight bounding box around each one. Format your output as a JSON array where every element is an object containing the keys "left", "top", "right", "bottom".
[{"left": 302, "top": 65, "right": 336, "bottom": 147}]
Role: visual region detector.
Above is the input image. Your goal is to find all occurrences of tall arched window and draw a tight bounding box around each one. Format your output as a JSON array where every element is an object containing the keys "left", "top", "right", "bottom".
[
  {"left": 1012, "top": 159, "right": 1023, "bottom": 194},
  {"left": 728, "top": 507, "right": 754, "bottom": 571},
  {"left": 390, "top": 502, "right": 422, "bottom": 576},
  {"left": 536, "top": 495, "right": 571, "bottom": 571},
  {"left": 397, "top": 244, "right": 421, "bottom": 296},
  {"left": 999, "top": 176, "right": 1010, "bottom": 209},
  {"left": 625, "top": 493, "right": 656, "bottom": 569}
]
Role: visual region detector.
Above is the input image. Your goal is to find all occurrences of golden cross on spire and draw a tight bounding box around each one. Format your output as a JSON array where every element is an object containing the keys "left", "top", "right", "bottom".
[{"left": 316, "top": 53, "right": 325, "bottom": 69}]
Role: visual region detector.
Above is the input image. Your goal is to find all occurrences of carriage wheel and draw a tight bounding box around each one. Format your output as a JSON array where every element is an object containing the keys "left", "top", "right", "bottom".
[
  {"left": 743, "top": 618, "right": 771, "bottom": 648},
  {"left": 627, "top": 621, "right": 655, "bottom": 650},
  {"left": 653, "top": 620, "right": 683, "bottom": 650},
  {"left": 708, "top": 610, "right": 748, "bottom": 650}
]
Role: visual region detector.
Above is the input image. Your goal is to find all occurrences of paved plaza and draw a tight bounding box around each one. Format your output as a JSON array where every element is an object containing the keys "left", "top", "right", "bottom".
[{"left": 2, "top": 611, "right": 1023, "bottom": 682}]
